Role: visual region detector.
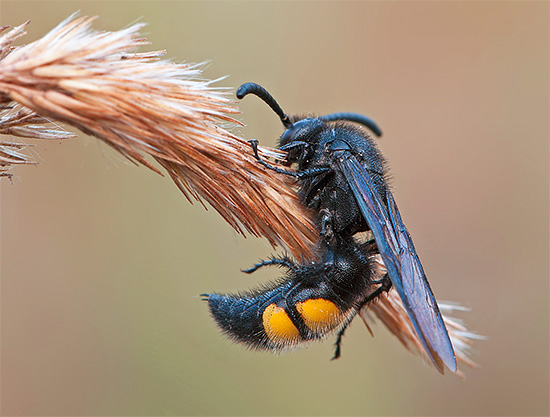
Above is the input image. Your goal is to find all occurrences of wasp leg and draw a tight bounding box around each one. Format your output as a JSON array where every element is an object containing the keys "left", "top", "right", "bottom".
[
  {"left": 369, "top": 273, "right": 392, "bottom": 293},
  {"left": 241, "top": 257, "right": 297, "bottom": 274},
  {"left": 319, "top": 209, "right": 335, "bottom": 244},
  {"left": 249, "top": 140, "right": 330, "bottom": 179},
  {"left": 331, "top": 274, "right": 392, "bottom": 360},
  {"left": 332, "top": 319, "right": 353, "bottom": 360}
]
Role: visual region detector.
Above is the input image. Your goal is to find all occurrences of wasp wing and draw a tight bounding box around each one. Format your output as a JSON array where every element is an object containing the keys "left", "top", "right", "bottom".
[{"left": 337, "top": 153, "right": 457, "bottom": 373}]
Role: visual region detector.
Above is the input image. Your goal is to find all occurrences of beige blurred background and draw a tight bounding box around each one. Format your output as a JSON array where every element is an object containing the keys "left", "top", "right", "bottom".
[{"left": 1, "top": 2, "right": 548, "bottom": 416}]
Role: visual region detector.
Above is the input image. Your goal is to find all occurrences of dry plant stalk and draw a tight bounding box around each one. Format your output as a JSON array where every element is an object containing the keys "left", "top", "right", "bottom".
[
  {"left": 0, "top": 15, "right": 479, "bottom": 373},
  {"left": 0, "top": 15, "right": 317, "bottom": 257}
]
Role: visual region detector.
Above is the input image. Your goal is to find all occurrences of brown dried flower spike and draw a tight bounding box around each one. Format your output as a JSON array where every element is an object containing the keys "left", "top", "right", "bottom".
[{"left": 0, "top": 15, "right": 317, "bottom": 257}]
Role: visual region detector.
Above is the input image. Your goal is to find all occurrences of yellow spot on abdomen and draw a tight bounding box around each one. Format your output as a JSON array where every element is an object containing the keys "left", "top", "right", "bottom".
[
  {"left": 296, "top": 299, "right": 342, "bottom": 333},
  {"left": 262, "top": 303, "right": 300, "bottom": 343}
]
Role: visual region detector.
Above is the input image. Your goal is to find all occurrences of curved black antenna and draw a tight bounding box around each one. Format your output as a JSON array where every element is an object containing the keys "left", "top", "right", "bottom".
[
  {"left": 236, "top": 82, "right": 293, "bottom": 128},
  {"left": 320, "top": 112, "right": 382, "bottom": 137}
]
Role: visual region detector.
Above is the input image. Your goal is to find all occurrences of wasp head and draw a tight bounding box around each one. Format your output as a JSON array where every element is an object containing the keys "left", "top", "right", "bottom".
[
  {"left": 236, "top": 82, "right": 382, "bottom": 168},
  {"left": 279, "top": 117, "right": 325, "bottom": 166}
]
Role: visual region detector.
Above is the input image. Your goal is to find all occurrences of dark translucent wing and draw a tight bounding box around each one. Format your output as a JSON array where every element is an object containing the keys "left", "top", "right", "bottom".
[
  {"left": 336, "top": 153, "right": 457, "bottom": 373},
  {"left": 385, "top": 191, "right": 457, "bottom": 373}
]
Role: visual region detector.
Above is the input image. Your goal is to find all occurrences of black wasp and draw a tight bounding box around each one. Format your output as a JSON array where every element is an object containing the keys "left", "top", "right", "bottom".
[{"left": 203, "top": 82, "right": 456, "bottom": 374}]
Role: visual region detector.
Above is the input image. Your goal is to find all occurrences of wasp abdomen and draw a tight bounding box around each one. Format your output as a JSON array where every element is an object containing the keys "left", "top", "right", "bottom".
[
  {"left": 203, "top": 239, "right": 377, "bottom": 352},
  {"left": 203, "top": 288, "right": 350, "bottom": 351}
]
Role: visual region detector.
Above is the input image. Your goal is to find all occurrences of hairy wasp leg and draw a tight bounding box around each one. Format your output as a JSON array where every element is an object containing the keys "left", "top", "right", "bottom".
[
  {"left": 369, "top": 273, "right": 393, "bottom": 293},
  {"left": 249, "top": 139, "right": 296, "bottom": 176},
  {"left": 332, "top": 319, "right": 353, "bottom": 360},
  {"left": 241, "top": 257, "right": 297, "bottom": 274},
  {"left": 249, "top": 140, "right": 330, "bottom": 179},
  {"left": 331, "top": 274, "right": 392, "bottom": 360},
  {"left": 319, "top": 209, "right": 335, "bottom": 243}
]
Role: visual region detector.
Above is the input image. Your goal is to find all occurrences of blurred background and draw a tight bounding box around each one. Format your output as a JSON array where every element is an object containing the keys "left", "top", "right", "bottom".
[{"left": 1, "top": 2, "right": 548, "bottom": 416}]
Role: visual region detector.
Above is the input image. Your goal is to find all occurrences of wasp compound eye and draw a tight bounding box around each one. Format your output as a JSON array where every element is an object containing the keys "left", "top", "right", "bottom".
[{"left": 279, "top": 118, "right": 320, "bottom": 148}]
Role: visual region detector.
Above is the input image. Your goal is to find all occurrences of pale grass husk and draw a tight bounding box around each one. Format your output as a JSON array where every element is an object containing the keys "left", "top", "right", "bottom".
[
  {"left": 0, "top": 24, "right": 76, "bottom": 178},
  {"left": 0, "top": 141, "right": 34, "bottom": 178},
  {"left": 0, "top": 15, "right": 317, "bottom": 257},
  {"left": 0, "top": 103, "right": 77, "bottom": 177},
  {"left": 0, "top": 104, "right": 75, "bottom": 141},
  {"left": 360, "top": 255, "right": 483, "bottom": 376}
]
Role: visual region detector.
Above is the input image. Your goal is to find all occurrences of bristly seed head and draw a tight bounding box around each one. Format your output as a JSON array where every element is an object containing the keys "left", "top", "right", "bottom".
[{"left": 0, "top": 15, "right": 317, "bottom": 257}]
